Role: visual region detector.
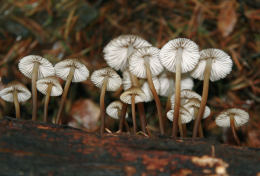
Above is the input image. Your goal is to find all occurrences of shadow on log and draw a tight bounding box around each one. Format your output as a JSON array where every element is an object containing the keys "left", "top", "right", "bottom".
[{"left": 0, "top": 117, "right": 259, "bottom": 176}]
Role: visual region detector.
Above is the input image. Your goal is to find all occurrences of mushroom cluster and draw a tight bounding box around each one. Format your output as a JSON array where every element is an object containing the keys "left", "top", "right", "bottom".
[{"left": 0, "top": 34, "right": 250, "bottom": 145}]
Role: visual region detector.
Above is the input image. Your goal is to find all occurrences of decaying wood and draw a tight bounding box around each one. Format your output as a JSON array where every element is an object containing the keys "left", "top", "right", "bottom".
[{"left": 0, "top": 117, "right": 259, "bottom": 176}]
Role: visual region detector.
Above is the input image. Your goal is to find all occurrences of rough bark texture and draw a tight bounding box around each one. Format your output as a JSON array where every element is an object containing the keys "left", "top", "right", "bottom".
[{"left": 0, "top": 117, "right": 259, "bottom": 176}]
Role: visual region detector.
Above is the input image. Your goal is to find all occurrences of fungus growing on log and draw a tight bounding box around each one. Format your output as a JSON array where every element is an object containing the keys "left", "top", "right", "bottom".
[
  {"left": 0, "top": 81, "right": 31, "bottom": 119},
  {"left": 191, "top": 48, "right": 232, "bottom": 138},
  {"left": 18, "top": 55, "right": 55, "bottom": 121},
  {"left": 160, "top": 38, "right": 200, "bottom": 138}
]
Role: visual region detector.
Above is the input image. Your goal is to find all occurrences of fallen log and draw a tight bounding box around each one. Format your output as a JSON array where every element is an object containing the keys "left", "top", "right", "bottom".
[{"left": 0, "top": 117, "right": 259, "bottom": 176}]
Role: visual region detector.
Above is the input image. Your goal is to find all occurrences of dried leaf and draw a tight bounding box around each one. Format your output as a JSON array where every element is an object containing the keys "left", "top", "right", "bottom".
[{"left": 217, "top": 0, "right": 237, "bottom": 37}]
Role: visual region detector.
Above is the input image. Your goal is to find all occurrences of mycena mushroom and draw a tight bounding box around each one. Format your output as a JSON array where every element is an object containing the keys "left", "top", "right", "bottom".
[
  {"left": 91, "top": 67, "right": 122, "bottom": 136},
  {"left": 0, "top": 81, "right": 31, "bottom": 119},
  {"left": 18, "top": 55, "right": 55, "bottom": 121},
  {"left": 215, "top": 108, "right": 249, "bottom": 145},
  {"left": 36, "top": 76, "right": 63, "bottom": 122},
  {"left": 129, "top": 46, "right": 165, "bottom": 135},
  {"left": 191, "top": 48, "right": 232, "bottom": 138},
  {"left": 55, "top": 59, "right": 89, "bottom": 124},
  {"left": 160, "top": 38, "right": 200, "bottom": 138}
]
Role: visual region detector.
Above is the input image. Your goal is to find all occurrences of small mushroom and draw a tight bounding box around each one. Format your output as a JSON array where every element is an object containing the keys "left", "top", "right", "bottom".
[
  {"left": 120, "top": 87, "right": 146, "bottom": 134},
  {"left": 160, "top": 38, "right": 200, "bottom": 137},
  {"left": 129, "top": 46, "right": 165, "bottom": 135},
  {"left": 191, "top": 48, "right": 233, "bottom": 138},
  {"left": 167, "top": 108, "right": 192, "bottom": 137},
  {"left": 103, "top": 35, "right": 151, "bottom": 71},
  {"left": 55, "top": 59, "right": 89, "bottom": 124},
  {"left": 106, "top": 101, "right": 129, "bottom": 132},
  {"left": 18, "top": 55, "right": 55, "bottom": 121},
  {"left": 0, "top": 81, "right": 31, "bottom": 119},
  {"left": 215, "top": 108, "right": 249, "bottom": 145},
  {"left": 91, "top": 67, "right": 122, "bottom": 135},
  {"left": 36, "top": 76, "right": 63, "bottom": 122}
]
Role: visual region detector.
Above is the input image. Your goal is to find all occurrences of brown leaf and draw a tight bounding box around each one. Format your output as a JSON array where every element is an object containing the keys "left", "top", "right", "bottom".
[
  {"left": 217, "top": 0, "right": 237, "bottom": 37},
  {"left": 68, "top": 99, "right": 100, "bottom": 132}
]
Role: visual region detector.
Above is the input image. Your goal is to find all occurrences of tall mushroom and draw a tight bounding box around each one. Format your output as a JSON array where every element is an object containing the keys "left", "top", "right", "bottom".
[
  {"left": 129, "top": 46, "right": 165, "bottom": 135},
  {"left": 106, "top": 101, "right": 129, "bottom": 132},
  {"left": 55, "top": 59, "right": 89, "bottom": 124},
  {"left": 160, "top": 38, "right": 200, "bottom": 137},
  {"left": 36, "top": 76, "right": 63, "bottom": 122},
  {"left": 215, "top": 108, "right": 249, "bottom": 145},
  {"left": 191, "top": 48, "right": 233, "bottom": 138},
  {"left": 18, "top": 55, "right": 55, "bottom": 121},
  {"left": 0, "top": 81, "right": 31, "bottom": 119},
  {"left": 120, "top": 87, "right": 146, "bottom": 134},
  {"left": 91, "top": 67, "right": 122, "bottom": 136}
]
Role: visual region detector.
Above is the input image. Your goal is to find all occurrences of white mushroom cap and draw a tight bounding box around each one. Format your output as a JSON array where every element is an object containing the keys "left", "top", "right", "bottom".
[
  {"left": 159, "top": 38, "right": 200, "bottom": 73},
  {"left": 103, "top": 35, "right": 152, "bottom": 71},
  {"left": 171, "top": 89, "right": 202, "bottom": 109},
  {"left": 158, "top": 73, "right": 194, "bottom": 97},
  {"left": 106, "top": 101, "right": 129, "bottom": 120},
  {"left": 36, "top": 76, "right": 63, "bottom": 96},
  {"left": 188, "top": 105, "right": 211, "bottom": 119},
  {"left": 0, "top": 81, "right": 31, "bottom": 103},
  {"left": 55, "top": 59, "right": 89, "bottom": 82},
  {"left": 120, "top": 87, "right": 146, "bottom": 104},
  {"left": 191, "top": 48, "right": 233, "bottom": 81},
  {"left": 122, "top": 70, "right": 132, "bottom": 91},
  {"left": 158, "top": 73, "right": 174, "bottom": 97},
  {"left": 141, "top": 77, "right": 160, "bottom": 102},
  {"left": 18, "top": 55, "right": 55, "bottom": 79},
  {"left": 167, "top": 108, "right": 192, "bottom": 124},
  {"left": 91, "top": 67, "right": 122, "bottom": 91},
  {"left": 215, "top": 108, "right": 249, "bottom": 128},
  {"left": 129, "top": 46, "right": 164, "bottom": 78}
]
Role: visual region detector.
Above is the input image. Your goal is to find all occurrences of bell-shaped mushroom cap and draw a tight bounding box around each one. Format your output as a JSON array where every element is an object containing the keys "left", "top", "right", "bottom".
[
  {"left": 122, "top": 70, "right": 132, "bottom": 91},
  {"left": 106, "top": 101, "right": 129, "bottom": 119},
  {"left": 55, "top": 59, "right": 89, "bottom": 82},
  {"left": 120, "top": 87, "right": 146, "bottom": 104},
  {"left": 191, "top": 48, "right": 233, "bottom": 81},
  {"left": 159, "top": 38, "right": 200, "bottom": 73},
  {"left": 0, "top": 81, "right": 31, "bottom": 103},
  {"left": 159, "top": 73, "right": 194, "bottom": 97},
  {"left": 141, "top": 77, "right": 160, "bottom": 102},
  {"left": 167, "top": 108, "right": 192, "bottom": 124},
  {"left": 129, "top": 46, "right": 164, "bottom": 78},
  {"left": 171, "top": 89, "right": 201, "bottom": 109},
  {"left": 18, "top": 55, "right": 55, "bottom": 79},
  {"left": 188, "top": 105, "right": 211, "bottom": 119},
  {"left": 158, "top": 73, "right": 174, "bottom": 97},
  {"left": 103, "top": 35, "right": 152, "bottom": 71},
  {"left": 36, "top": 76, "right": 63, "bottom": 96},
  {"left": 215, "top": 108, "right": 249, "bottom": 128},
  {"left": 91, "top": 67, "right": 122, "bottom": 91}
]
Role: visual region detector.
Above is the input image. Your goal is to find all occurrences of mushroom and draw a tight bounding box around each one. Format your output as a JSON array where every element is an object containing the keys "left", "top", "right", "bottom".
[
  {"left": 122, "top": 70, "right": 147, "bottom": 133},
  {"left": 91, "top": 67, "right": 122, "bottom": 135},
  {"left": 55, "top": 59, "right": 89, "bottom": 124},
  {"left": 120, "top": 87, "right": 146, "bottom": 134},
  {"left": 215, "top": 108, "right": 249, "bottom": 145},
  {"left": 167, "top": 108, "right": 192, "bottom": 137},
  {"left": 18, "top": 55, "right": 55, "bottom": 121},
  {"left": 191, "top": 48, "right": 233, "bottom": 138},
  {"left": 179, "top": 90, "right": 211, "bottom": 137},
  {"left": 129, "top": 46, "right": 165, "bottom": 135},
  {"left": 106, "top": 101, "right": 129, "bottom": 132},
  {"left": 36, "top": 76, "right": 63, "bottom": 122},
  {"left": 103, "top": 35, "right": 152, "bottom": 71},
  {"left": 0, "top": 81, "right": 31, "bottom": 119},
  {"left": 160, "top": 38, "right": 200, "bottom": 137}
]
